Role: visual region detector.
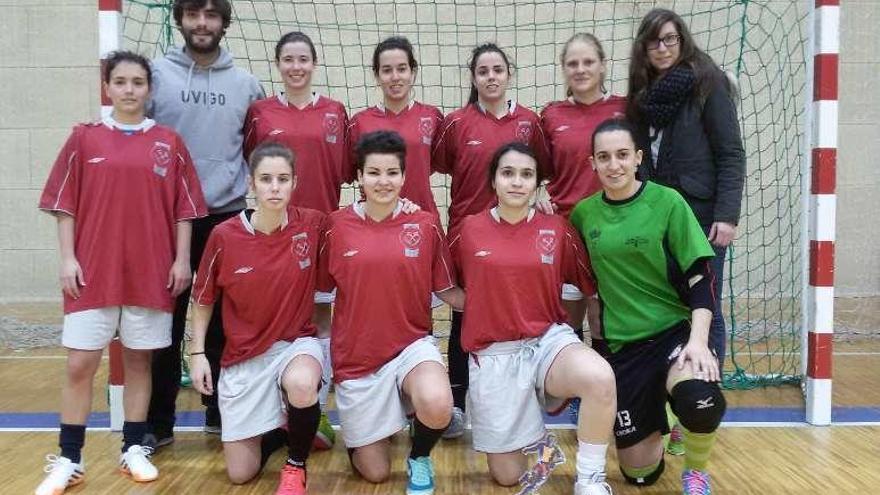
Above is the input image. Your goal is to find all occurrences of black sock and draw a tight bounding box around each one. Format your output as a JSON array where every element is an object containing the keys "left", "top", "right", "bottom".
[
  {"left": 573, "top": 326, "right": 585, "bottom": 342},
  {"left": 122, "top": 421, "right": 148, "bottom": 453},
  {"left": 59, "top": 423, "right": 86, "bottom": 464},
  {"left": 448, "top": 311, "right": 469, "bottom": 411},
  {"left": 260, "top": 427, "right": 287, "bottom": 470},
  {"left": 410, "top": 417, "right": 447, "bottom": 459},
  {"left": 286, "top": 402, "right": 320, "bottom": 468}
]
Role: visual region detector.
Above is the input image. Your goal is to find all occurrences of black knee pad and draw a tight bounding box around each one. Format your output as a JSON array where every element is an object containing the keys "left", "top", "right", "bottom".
[
  {"left": 620, "top": 458, "right": 665, "bottom": 486},
  {"left": 670, "top": 379, "right": 726, "bottom": 433}
]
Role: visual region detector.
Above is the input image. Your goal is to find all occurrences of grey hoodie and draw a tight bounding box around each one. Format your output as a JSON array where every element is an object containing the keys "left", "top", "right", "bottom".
[{"left": 149, "top": 46, "right": 265, "bottom": 213}]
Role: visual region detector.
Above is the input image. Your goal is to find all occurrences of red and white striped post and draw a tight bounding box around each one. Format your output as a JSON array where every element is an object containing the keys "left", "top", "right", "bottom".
[
  {"left": 805, "top": 0, "right": 838, "bottom": 426},
  {"left": 99, "top": 0, "right": 126, "bottom": 431}
]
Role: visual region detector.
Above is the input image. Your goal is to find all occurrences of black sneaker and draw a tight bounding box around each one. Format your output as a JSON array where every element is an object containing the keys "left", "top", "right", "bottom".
[
  {"left": 204, "top": 407, "right": 222, "bottom": 435},
  {"left": 142, "top": 430, "right": 174, "bottom": 450}
]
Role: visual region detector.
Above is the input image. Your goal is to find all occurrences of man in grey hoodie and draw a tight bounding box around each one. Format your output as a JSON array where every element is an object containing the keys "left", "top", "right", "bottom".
[{"left": 145, "top": 0, "right": 264, "bottom": 446}]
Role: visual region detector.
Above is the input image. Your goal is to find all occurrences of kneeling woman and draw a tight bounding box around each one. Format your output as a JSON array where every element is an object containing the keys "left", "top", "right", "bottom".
[
  {"left": 569, "top": 119, "right": 726, "bottom": 495},
  {"left": 189, "top": 142, "right": 326, "bottom": 494},
  {"left": 317, "top": 131, "right": 462, "bottom": 495},
  {"left": 450, "top": 142, "right": 616, "bottom": 495}
]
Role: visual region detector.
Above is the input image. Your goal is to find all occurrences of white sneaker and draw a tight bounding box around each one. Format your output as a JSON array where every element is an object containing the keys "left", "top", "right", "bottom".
[
  {"left": 119, "top": 445, "right": 158, "bottom": 482},
  {"left": 442, "top": 407, "right": 466, "bottom": 439},
  {"left": 34, "top": 455, "right": 84, "bottom": 495},
  {"left": 574, "top": 477, "right": 613, "bottom": 495}
]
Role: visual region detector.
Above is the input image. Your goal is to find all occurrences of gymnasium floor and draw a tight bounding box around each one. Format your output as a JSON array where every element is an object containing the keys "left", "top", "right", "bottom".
[{"left": 2, "top": 301, "right": 878, "bottom": 494}]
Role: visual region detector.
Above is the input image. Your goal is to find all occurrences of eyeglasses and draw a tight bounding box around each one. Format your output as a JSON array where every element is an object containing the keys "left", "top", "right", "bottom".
[{"left": 646, "top": 33, "right": 681, "bottom": 51}]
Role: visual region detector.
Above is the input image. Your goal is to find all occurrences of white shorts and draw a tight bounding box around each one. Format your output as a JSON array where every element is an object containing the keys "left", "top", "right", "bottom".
[
  {"left": 314, "top": 289, "right": 336, "bottom": 304},
  {"left": 468, "top": 323, "right": 581, "bottom": 453},
  {"left": 561, "top": 283, "right": 584, "bottom": 301},
  {"left": 218, "top": 338, "right": 324, "bottom": 442},
  {"left": 62, "top": 306, "right": 172, "bottom": 351},
  {"left": 336, "top": 336, "right": 444, "bottom": 448}
]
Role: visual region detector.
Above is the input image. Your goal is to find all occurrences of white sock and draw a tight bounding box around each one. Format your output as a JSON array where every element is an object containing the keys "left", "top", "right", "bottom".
[
  {"left": 318, "top": 337, "right": 332, "bottom": 407},
  {"left": 576, "top": 441, "right": 608, "bottom": 483}
]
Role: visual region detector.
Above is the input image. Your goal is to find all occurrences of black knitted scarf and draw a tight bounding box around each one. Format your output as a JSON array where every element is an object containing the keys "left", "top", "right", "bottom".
[{"left": 640, "top": 65, "right": 696, "bottom": 130}]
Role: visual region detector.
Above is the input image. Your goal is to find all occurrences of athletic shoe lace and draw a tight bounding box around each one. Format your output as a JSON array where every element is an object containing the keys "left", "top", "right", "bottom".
[
  {"left": 43, "top": 454, "right": 67, "bottom": 473},
  {"left": 408, "top": 457, "right": 434, "bottom": 487},
  {"left": 682, "top": 469, "right": 711, "bottom": 495},
  {"left": 38, "top": 454, "right": 80, "bottom": 491}
]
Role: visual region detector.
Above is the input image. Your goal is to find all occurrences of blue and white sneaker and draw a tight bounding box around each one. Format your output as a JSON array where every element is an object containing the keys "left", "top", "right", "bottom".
[{"left": 406, "top": 456, "right": 435, "bottom": 495}]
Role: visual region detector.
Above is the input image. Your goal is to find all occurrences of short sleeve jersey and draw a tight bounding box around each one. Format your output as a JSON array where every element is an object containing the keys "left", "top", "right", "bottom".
[
  {"left": 244, "top": 94, "right": 349, "bottom": 213},
  {"left": 39, "top": 118, "right": 207, "bottom": 314},
  {"left": 450, "top": 209, "right": 595, "bottom": 353},
  {"left": 569, "top": 182, "right": 716, "bottom": 352},
  {"left": 192, "top": 207, "right": 324, "bottom": 367},
  {"left": 317, "top": 203, "right": 456, "bottom": 382},
  {"left": 541, "top": 95, "right": 626, "bottom": 217},
  {"left": 432, "top": 102, "right": 550, "bottom": 237},
  {"left": 348, "top": 102, "right": 443, "bottom": 215}
]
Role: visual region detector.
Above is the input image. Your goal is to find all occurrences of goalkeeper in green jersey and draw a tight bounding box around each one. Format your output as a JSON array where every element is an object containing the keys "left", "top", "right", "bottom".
[{"left": 570, "top": 118, "right": 726, "bottom": 495}]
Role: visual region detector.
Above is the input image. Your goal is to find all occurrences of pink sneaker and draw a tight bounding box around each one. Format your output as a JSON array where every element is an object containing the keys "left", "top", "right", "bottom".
[{"left": 275, "top": 464, "right": 307, "bottom": 495}]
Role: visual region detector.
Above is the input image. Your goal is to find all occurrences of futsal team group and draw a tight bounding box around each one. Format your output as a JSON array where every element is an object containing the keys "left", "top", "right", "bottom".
[{"left": 34, "top": 0, "right": 746, "bottom": 494}]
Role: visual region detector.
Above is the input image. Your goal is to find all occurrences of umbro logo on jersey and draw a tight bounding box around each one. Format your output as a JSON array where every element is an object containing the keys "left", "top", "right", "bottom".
[
  {"left": 269, "top": 129, "right": 284, "bottom": 136},
  {"left": 466, "top": 140, "right": 482, "bottom": 146},
  {"left": 343, "top": 250, "right": 359, "bottom": 257},
  {"left": 234, "top": 266, "right": 254, "bottom": 274},
  {"left": 474, "top": 250, "right": 491, "bottom": 257},
  {"left": 87, "top": 157, "right": 106, "bottom": 164},
  {"left": 554, "top": 125, "right": 570, "bottom": 132}
]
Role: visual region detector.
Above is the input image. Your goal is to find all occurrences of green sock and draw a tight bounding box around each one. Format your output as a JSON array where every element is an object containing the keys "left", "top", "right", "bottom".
[
  {"left": 666, "top": 402, "right": 678, "bottom": 429},
  {"left": 663, "top": 402, "right": 679, "bottom": 448},
  {"left": 682, "top": 426, "right": 717, "bottom": 471},
  {"left": 622, "top": 461, "right": 661, "bottom": 480}
]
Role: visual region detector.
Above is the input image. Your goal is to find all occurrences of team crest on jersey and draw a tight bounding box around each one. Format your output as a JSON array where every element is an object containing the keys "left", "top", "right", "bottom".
[
  {"left": 399, "top": 223, "right": 422, "bottom": 258},
  {"left": 291, "top": 232, "right": 311, "bottom": 269},
  {"left": 323, "top": 113, "right": 340, "bottom": 144},
  {"left": 419, "top": 117, "right": 435, "bottom": 145},
  {"left": 535, "top": 229, "right": 557, "bottom": 264},
  {"left": 516, "top": 121, "right": 533, "bottom": 144},
  {"left": 151, "top": 141, "right": 172, "bottom": 177}
]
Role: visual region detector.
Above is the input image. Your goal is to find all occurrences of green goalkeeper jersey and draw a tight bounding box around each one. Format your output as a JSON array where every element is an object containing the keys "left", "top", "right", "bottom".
[{"left": 570, "top": 181, "right": 715, "bottom": 353}]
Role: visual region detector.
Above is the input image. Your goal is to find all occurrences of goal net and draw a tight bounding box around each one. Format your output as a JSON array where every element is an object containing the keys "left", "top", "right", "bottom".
[{"left": 121, "top": 0, "right": 809, "bottom": 389}]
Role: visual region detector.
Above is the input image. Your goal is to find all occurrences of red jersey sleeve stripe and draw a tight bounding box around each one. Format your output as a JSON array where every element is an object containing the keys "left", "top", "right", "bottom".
[
  {"left": 193, "top": 247, "right": 222, "bottom": 305},
  {"left": 564, "top": 229, "right": 596, "bottom": 296},
  {"left": 176, "top": 152, "right": 201, "bottom": 220},
  {"left": 45, "top": 151, "right": 78, "bottom": 213},
  {"left": 430, "top": 223, "right": 455, "bottom": 291}
]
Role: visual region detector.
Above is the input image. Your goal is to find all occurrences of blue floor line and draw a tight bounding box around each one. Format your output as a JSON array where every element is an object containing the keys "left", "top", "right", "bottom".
[{"left": 2, "top": 407, "right": 878, "bottom": 429}]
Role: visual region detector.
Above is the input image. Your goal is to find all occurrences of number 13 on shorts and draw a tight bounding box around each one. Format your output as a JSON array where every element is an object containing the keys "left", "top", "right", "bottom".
[{"left": 617, "top": 410, "right": 632, "bottom": 428}]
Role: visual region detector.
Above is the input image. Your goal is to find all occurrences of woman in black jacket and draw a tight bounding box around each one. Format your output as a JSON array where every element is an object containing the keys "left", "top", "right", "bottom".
[{"left": 626, "top": 8, "right": 745, "bottom": 367}]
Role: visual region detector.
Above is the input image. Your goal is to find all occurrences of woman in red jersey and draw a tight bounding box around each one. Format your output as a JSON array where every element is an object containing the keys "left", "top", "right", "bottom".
[
  {"left": 348, "top": 36, "right": 443, "bottom": 216},
  {"left": 541, "top": 33, "right": 626, "bottom": 340},
  {"left": 189, "top": 142, "right": 326, "bottom": 495},
  {"left": 450, "top": 142, "right": 614, "bottom": 495},
  {"left": 433, "top": 43, "right": 551, "bottom": 436},
  {"left": 318, "top": 131, "right": 463, "bottom": 495},
  {"left": 243, "top": 31, "right": 349, "bottom": 447},
  {"left": 35, "top": 50, "right": 207, "bottom": 495}
]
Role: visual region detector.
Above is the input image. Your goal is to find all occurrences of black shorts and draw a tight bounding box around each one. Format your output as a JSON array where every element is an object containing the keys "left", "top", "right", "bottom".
[{"left": 606, "top": 321, "right": 690, "bottom": 449}]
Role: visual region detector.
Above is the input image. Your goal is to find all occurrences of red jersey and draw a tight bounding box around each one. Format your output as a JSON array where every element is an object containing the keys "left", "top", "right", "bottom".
[
  {"left": 541, "top": 95, "right": 626, "bottom": 217},
  {"left": 450, "top": 209, "right": 595, "bottom": 352},
  {"left": 317, "top": 203, "right": 456, "bottom": 382},
  {"left": 192, "top": 207, "right": 324, "bottom": 367},
  {"left": 432, "top": 102, "right": 550, "bottom": 237},
  {"left": 244, "top": 94, "right": 349, "bottom": 213},
  {"left": 39, "top": 118, "right": 207, "bottom": 314},
  {"left": 348, "top": 102, "right": 443, "bottom": 215}
]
